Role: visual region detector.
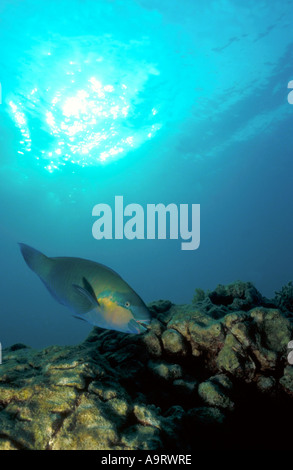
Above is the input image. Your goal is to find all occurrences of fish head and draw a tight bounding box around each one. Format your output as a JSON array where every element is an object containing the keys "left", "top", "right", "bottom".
[{"left": 98, "top": 289, "right": 151, "bottom": 334}]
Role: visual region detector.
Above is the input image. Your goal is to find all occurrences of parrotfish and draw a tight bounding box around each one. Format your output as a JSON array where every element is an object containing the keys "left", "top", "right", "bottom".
[{"left": 19, "top": 243, "right": 151, "bottom": 334}]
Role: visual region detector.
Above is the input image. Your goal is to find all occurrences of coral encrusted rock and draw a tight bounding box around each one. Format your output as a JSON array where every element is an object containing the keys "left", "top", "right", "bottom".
[{"left": 1, "top": 281, "right": 293, "bottom": 450}]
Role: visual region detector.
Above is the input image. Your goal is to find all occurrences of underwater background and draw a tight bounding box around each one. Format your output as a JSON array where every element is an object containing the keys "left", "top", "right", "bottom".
[{"left": 0, "top": 0, "right": 293, "bottom": 349}]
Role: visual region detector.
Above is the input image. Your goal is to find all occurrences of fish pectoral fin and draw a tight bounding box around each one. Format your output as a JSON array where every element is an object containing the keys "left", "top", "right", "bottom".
[
  {"left": 72, "top": 280, "right": 100, "bottom": 308},
  {"left": 72, "top": 315, "right": 87, "bottom": 322}
]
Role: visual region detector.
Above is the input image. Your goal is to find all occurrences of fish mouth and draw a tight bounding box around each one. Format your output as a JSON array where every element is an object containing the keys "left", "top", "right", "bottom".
[
  {"left": 137, "top": 318, "right": 151, "bottom": 324},
  {"left": 128, "top": 318, "right": 150, "bottom": 334},
  {"left": 136, "top": 319, "right": 151, "bottom": 331}
]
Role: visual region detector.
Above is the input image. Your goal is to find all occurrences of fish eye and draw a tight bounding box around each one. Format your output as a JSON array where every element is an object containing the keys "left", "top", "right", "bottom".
[{"left": 125, "top": 301, "right": 130, "bottom": 308}]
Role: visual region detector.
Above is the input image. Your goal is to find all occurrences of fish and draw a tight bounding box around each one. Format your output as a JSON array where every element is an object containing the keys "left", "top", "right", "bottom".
[{"left": 19, "top": 243, "right": 151, "bottom": 334}]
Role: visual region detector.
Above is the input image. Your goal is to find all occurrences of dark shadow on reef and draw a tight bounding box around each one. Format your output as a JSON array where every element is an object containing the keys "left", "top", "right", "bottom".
[{"left": 1, "top": 280, "right": 293, "bottom": 450}]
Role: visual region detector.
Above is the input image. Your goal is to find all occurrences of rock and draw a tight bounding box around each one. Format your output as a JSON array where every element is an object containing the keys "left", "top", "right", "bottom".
[
  {"left": 198, "top": 375, "right": 234, "bottom": 410},
  {"left": 148, "top": 318, "right": 165, "bottom": 336},
  {"left": 216, "top": 332, "right": 256, "bottom": 381},
  {"left": 279, "top": 366, "right": 293, "bottom": 395},
  {"left": 51, "top": 395, "right": 120, "bottom": 450},
  {"left": 5, "top": 343, "right": 29, "bottom": 352},
  {"left": 120, "top": 425, "right": 162, "bottom": 450},
  {"left": 251, "top": 308, "right": 291, "bottom": 353},
  {"left": 274, "top": 281, "right": 293, "bottom": 313},
  {"left": 0, "top": 280, "right": 293, "bottom": 450},
  {"left": 88, "top": 380, "right": 120, "bottom": 400},
  {"left": 143, "top": 332, "right": 162, "bottom": 357},
  {"left": 173, "top": 379, "right": 197, "bottom": 395},
  {"left": 133, "top": 404, "right": 161, "bottom": 428},
  {"left": 0, "top": 438, "right": 19, "bottom": 450},
  {"left": 148, "top": 300, "right": 173, "bottom": 313},
  {"left": 187, "top": 406, "right": 226, "bottom": 426},
  {"left": 208, "top": 281, "right": 264, "bottom": 311},
  {"left": 161, "top": 406, "right": 186, "bottom": 442},
  {"left": 212, "top": 373, "right": 233, "bottom": 391},
  {"left": 256, "top": 375, "right": 276, "bottom": 394},
  {"left": 167, "top": 307, "right": 224, "bottom": 359},
  {"left": 161, "top": 329, "right": 187, "bottom": 355},
  {"left": 148, "top": 300, "right": 173, "bottom": 323},
  {"left": 148, "top": 360, "right": 182, "bottom": 381}
]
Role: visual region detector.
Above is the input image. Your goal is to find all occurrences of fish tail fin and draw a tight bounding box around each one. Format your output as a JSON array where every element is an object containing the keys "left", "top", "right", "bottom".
[{"left": 19, "top": 243, "right": 51, "bottom": 278}]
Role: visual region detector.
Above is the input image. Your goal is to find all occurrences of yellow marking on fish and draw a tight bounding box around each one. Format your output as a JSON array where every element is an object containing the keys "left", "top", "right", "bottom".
[{"left": 99, "top": 297, "right": 132, "bottom": 326}]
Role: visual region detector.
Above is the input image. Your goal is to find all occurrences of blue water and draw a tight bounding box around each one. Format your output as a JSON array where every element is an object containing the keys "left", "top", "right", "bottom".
[{"left": 0, "top": 0, "right": 293, "bottom": 348}]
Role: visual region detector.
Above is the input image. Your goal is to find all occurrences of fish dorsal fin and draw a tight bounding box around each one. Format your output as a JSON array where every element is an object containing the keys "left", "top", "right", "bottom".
[{"left": 72, "top": 277, "right": 100, "bottom": 308}]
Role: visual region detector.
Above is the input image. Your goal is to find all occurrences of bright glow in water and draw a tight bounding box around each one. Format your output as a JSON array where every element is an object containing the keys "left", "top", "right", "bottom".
[
  {"left": 8, "top": 49, "right": 162, "bottom": 172},
  {"left": 5, "top": 0, "right": 291, "bottom": 175}
]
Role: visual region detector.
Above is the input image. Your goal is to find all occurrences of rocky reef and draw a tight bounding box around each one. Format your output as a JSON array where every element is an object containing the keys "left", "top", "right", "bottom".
[{"left": 1, "top": 280, "right": 293, "bottom": 450}]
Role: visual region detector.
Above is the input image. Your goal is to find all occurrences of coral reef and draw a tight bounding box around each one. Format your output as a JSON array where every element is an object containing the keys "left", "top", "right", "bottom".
[
  {"left": 274, "top": 281, "right": 293, "bottom": 314},
  {"left": 1, "top": 281, "right": 293, "bottom": 450}
]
